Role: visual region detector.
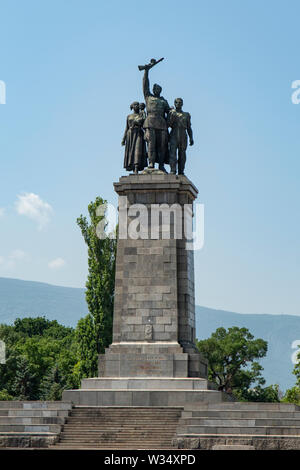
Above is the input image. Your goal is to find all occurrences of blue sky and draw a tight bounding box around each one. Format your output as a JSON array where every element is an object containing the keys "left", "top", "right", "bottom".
[{"left": 0, "top": 0, "right": 299, "bottom": 315}]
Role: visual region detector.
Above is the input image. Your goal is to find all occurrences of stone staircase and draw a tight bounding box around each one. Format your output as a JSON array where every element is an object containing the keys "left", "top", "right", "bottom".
[
  {"left": 174, "top": 402, "right": 300, "bottom": 450},
  {"left": 52, "top": 406, "right": 183, "bottom": 449},
  {"left": 2, "top": 400, "right": 300, "bottom": 449},
  {"left": 0, "top": 401, "right": 72, "bottom": 448}
]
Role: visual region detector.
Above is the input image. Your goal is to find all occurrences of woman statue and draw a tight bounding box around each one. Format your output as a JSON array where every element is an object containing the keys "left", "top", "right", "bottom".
[{"left": 122, "top": 101, "right": 147, "bottom": 174}]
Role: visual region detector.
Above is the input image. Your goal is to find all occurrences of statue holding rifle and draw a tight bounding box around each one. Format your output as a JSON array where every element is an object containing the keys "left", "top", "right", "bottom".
[{"left": 139, "top": 58, "right": 170, "bottom": 172}]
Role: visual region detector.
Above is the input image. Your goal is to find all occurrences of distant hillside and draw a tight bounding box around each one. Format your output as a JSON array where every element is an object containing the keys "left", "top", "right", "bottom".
[
  {"left": 196, "top": 306, "right": 300, "bottom": 392},
  {"left": 0, "top": 277, "right": 88, "bottom": 326},
  {"left": 0, "top": 277, "right": 299, "bottom": 391}
]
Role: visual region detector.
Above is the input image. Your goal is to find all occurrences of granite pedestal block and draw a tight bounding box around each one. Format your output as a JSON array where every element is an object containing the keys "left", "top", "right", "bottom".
[
  {"left": 63, "top": 172, "right": 210, "bottom": 408},
  {"left": 99, "top": 172, "right": 207, "bottom": 380}
]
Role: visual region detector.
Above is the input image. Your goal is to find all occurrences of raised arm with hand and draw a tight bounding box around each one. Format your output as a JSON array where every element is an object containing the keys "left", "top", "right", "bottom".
[{"left": 143, "top": 68, "right": 151, "bottom": 100}]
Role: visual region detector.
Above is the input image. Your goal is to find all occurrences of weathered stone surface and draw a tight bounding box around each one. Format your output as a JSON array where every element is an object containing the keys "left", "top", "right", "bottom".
[
  {"left": 172, "top": 436, "right": 300, "bottom": 450},
  {"left": 62, "top": 389, "right": 228, "bottom": 406},
  {"left": 0, "top": 401, "right": 72, "bottom": 448},
  {"left": 98, "top": 173, "right": 207, "bottom": 378},
  {"left": 0, "top": 435, "right": 59, "bottom": 448},
  {"left": 212, "top": 444, "right": 255, "bottom": 450}
]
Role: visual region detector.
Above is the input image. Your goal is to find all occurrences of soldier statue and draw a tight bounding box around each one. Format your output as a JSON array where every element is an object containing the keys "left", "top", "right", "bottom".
[
  {"left": 168, "top": 98, "right": 194, "bottom": 175},
  {"left": 139, "top": 58, "right": 170, "bottom": 172}
]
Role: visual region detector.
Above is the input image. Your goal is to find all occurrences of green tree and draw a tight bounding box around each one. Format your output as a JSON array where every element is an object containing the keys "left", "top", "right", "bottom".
[
  {"left": 0, "top": 318, "right": 78, "bottom": 400},
  {"left": 74, "top": 314, "right": 99, "bottom": 378},
  {"left": 292, "top": 348, "right": 300, "bottom": 386},
  {"left": 14, "top": 316, "right": 53, "bottom": 336},
  {"left": 281, "top": 347, "right": 300, "bottom": 405},
  {"left": 13, "top": 316, "right": 73, "bottom": 340},
  {"left": 196, "top": 327, "right": 268, "bottom": 396},
  {"left": 282, "top": 386, "right": 300, "bottom": 405},
  {"left": 0, "top": 390, "right": 13, "bottom": 400},
  {"left": 40, "top": 365, "right": 65, "bottom": 400},
  {"left": 77, "top": 197, "right": 116, "bottom": 356},
  {"left": 235, "top": 384, "right": 280, "bottom": 402},
  {"left": 12, "top": 356, "right": 38, "bottom": 400}
]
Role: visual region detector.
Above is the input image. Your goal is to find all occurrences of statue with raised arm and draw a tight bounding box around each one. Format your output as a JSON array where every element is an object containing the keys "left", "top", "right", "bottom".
[
  {"left": 168, "top": 98, "right": 194, "bottom": 175},
  {"left": 139, "top": 58, "right": 170, "bottom": 172}
]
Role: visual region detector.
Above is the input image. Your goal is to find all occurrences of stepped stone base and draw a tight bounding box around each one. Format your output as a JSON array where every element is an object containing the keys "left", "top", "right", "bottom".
[
  {"left": 81, "top": 377, "right": 217, "bottom": 390},
  {"left": 0, "top": 401, "right": 72, "bottom": 448},
  {"left": 99, "top": 343, "right": 208, "bottom": 379},
  {"left": 173, "top": 401, "right": 300, "bottom": 450},
  {"left": 62, "top": 387, "right": 230, "bottom": 407},
  {"left": 62, "top": 376, "right": 230, "bottom": 407}
]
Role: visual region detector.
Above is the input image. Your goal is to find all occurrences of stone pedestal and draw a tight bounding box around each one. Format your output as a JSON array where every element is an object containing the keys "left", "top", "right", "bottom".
[
  {"left": 99, "top": 172, "right": 207, "bottom": 379},
  {"left": 63, "top": 172, "right": 211, "bottom": 407}
]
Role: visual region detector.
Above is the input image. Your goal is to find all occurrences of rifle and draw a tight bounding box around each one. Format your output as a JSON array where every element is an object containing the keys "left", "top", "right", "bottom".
[{"left": 138, "top": 57, "right": 164, "bottom": 71}]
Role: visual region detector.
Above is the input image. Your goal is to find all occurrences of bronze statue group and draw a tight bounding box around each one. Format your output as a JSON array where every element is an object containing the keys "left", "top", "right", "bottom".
[{"left": 122, "top": 59, "right": 194, "bottom": 175}]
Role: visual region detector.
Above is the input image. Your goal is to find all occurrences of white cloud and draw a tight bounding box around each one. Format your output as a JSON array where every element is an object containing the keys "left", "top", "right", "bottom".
[
  {"left": 0, "top": 208, "right": 5, "bottom": 217},
  {"left": 15, "top": 193, "right": 53, "bottom": 230},
  {"left": 10, "top": 249, "right": 27, "bottom": 261},
  {"left": 0, "top": 250, "right": 29, "bottom": 270},
  {"left": 48, "top": 257, "right": 66, "bottom": 269}
]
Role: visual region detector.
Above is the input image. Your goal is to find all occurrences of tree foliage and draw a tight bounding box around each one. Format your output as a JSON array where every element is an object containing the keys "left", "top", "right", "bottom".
[
  {"left": 75, "top": 314, "right": 98, "bottom": 378},
  {"left": 196, "top": 326, "right": 271, "bottom": 398},
  {"left": 235, "top": 384, "right": 280, "bottom": 402},
  {"left": 77, "top": 197, "right": 116, "bottom": 355},
  {"left": 0, "top": 317, "right": 79, "bottom": 400},
  {"left": 281, "top": 348, "right": 300, "bottom": 405}
]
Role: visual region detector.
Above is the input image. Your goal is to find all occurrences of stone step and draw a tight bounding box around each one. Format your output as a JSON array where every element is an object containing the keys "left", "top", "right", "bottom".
[
  {"left": 70, "top": 410, "right": 181, "bottom": 413},
  {"left": 181, "top": 418, "right": 300, "bottom": 427},
  {"left": 60, "top": 434, "right": 173, "bottom": 437},
  {"left": 67, "top": 414, "right": 179, "bottom": 417},
  {"left": 52, "top": 445, "right": 173, "bottom": 449},
  {"left": 68, "top": 405, "right": 181, "bottom": 413},
  {"left": 68, "top": 417, "right": 180, "bottom": 421},
  {"left": 212, "top": 444, "right": 255, "bottom": 450},
  {"left": 66, "top": 416, "right": 179, "bottom": 420},
  {"left": 62, "top": 389, "right": 229, "bottom": 406},
  {"left": 182, "top": 410, "right": 300, "bottom": 419},
  {"left": 64, "top": 423, "right": 177, "bottom": 432},
  {"left": 68, "top": 411, "right": 180, "bottom": 414},
  {"left": 61, "top": 428, "right": 177, "bottom": 433},
  {"left": 61, "top": 426, "right": 178, "bottom": 430},
  {"left": 59, "top": 436, "right": 175, "bottom": 440},
  {"left": 0, "top": 432, "right": 58, "bottom": 436},
  {"left": 0, "top": 401, "right": 72, "bottom": 410},
  {"left": 178, "top": 425, "right": 300, "bottom": 435},
  {"left": 0, "top": 417, "right": 64, "bottom": 424},
  {"left": 0, "top": 424, "right": 62, "bottom": 433},
  {"left": 0, "top": 410, "right": 69, "bottom": 418},
  {"left": 68, "top": 415, "right": 180, "bottom": 421},
  {"left": 56, "top": 443, "right": 173, "bottom": 446},
  {"left": 53, "top": 406, "right": 181, "bottom": 449},
  {"left": 81, "top": 378, "right": 216, "bottom": 390},
  {"left": 60, "top": 437, "right": 172, "bottom": 446},
  {"left": 60, "top": 437, "right": 175, "bottom": 441},
  {"left": 184, "top": 402, "right": 300, "bottom": 411}
]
